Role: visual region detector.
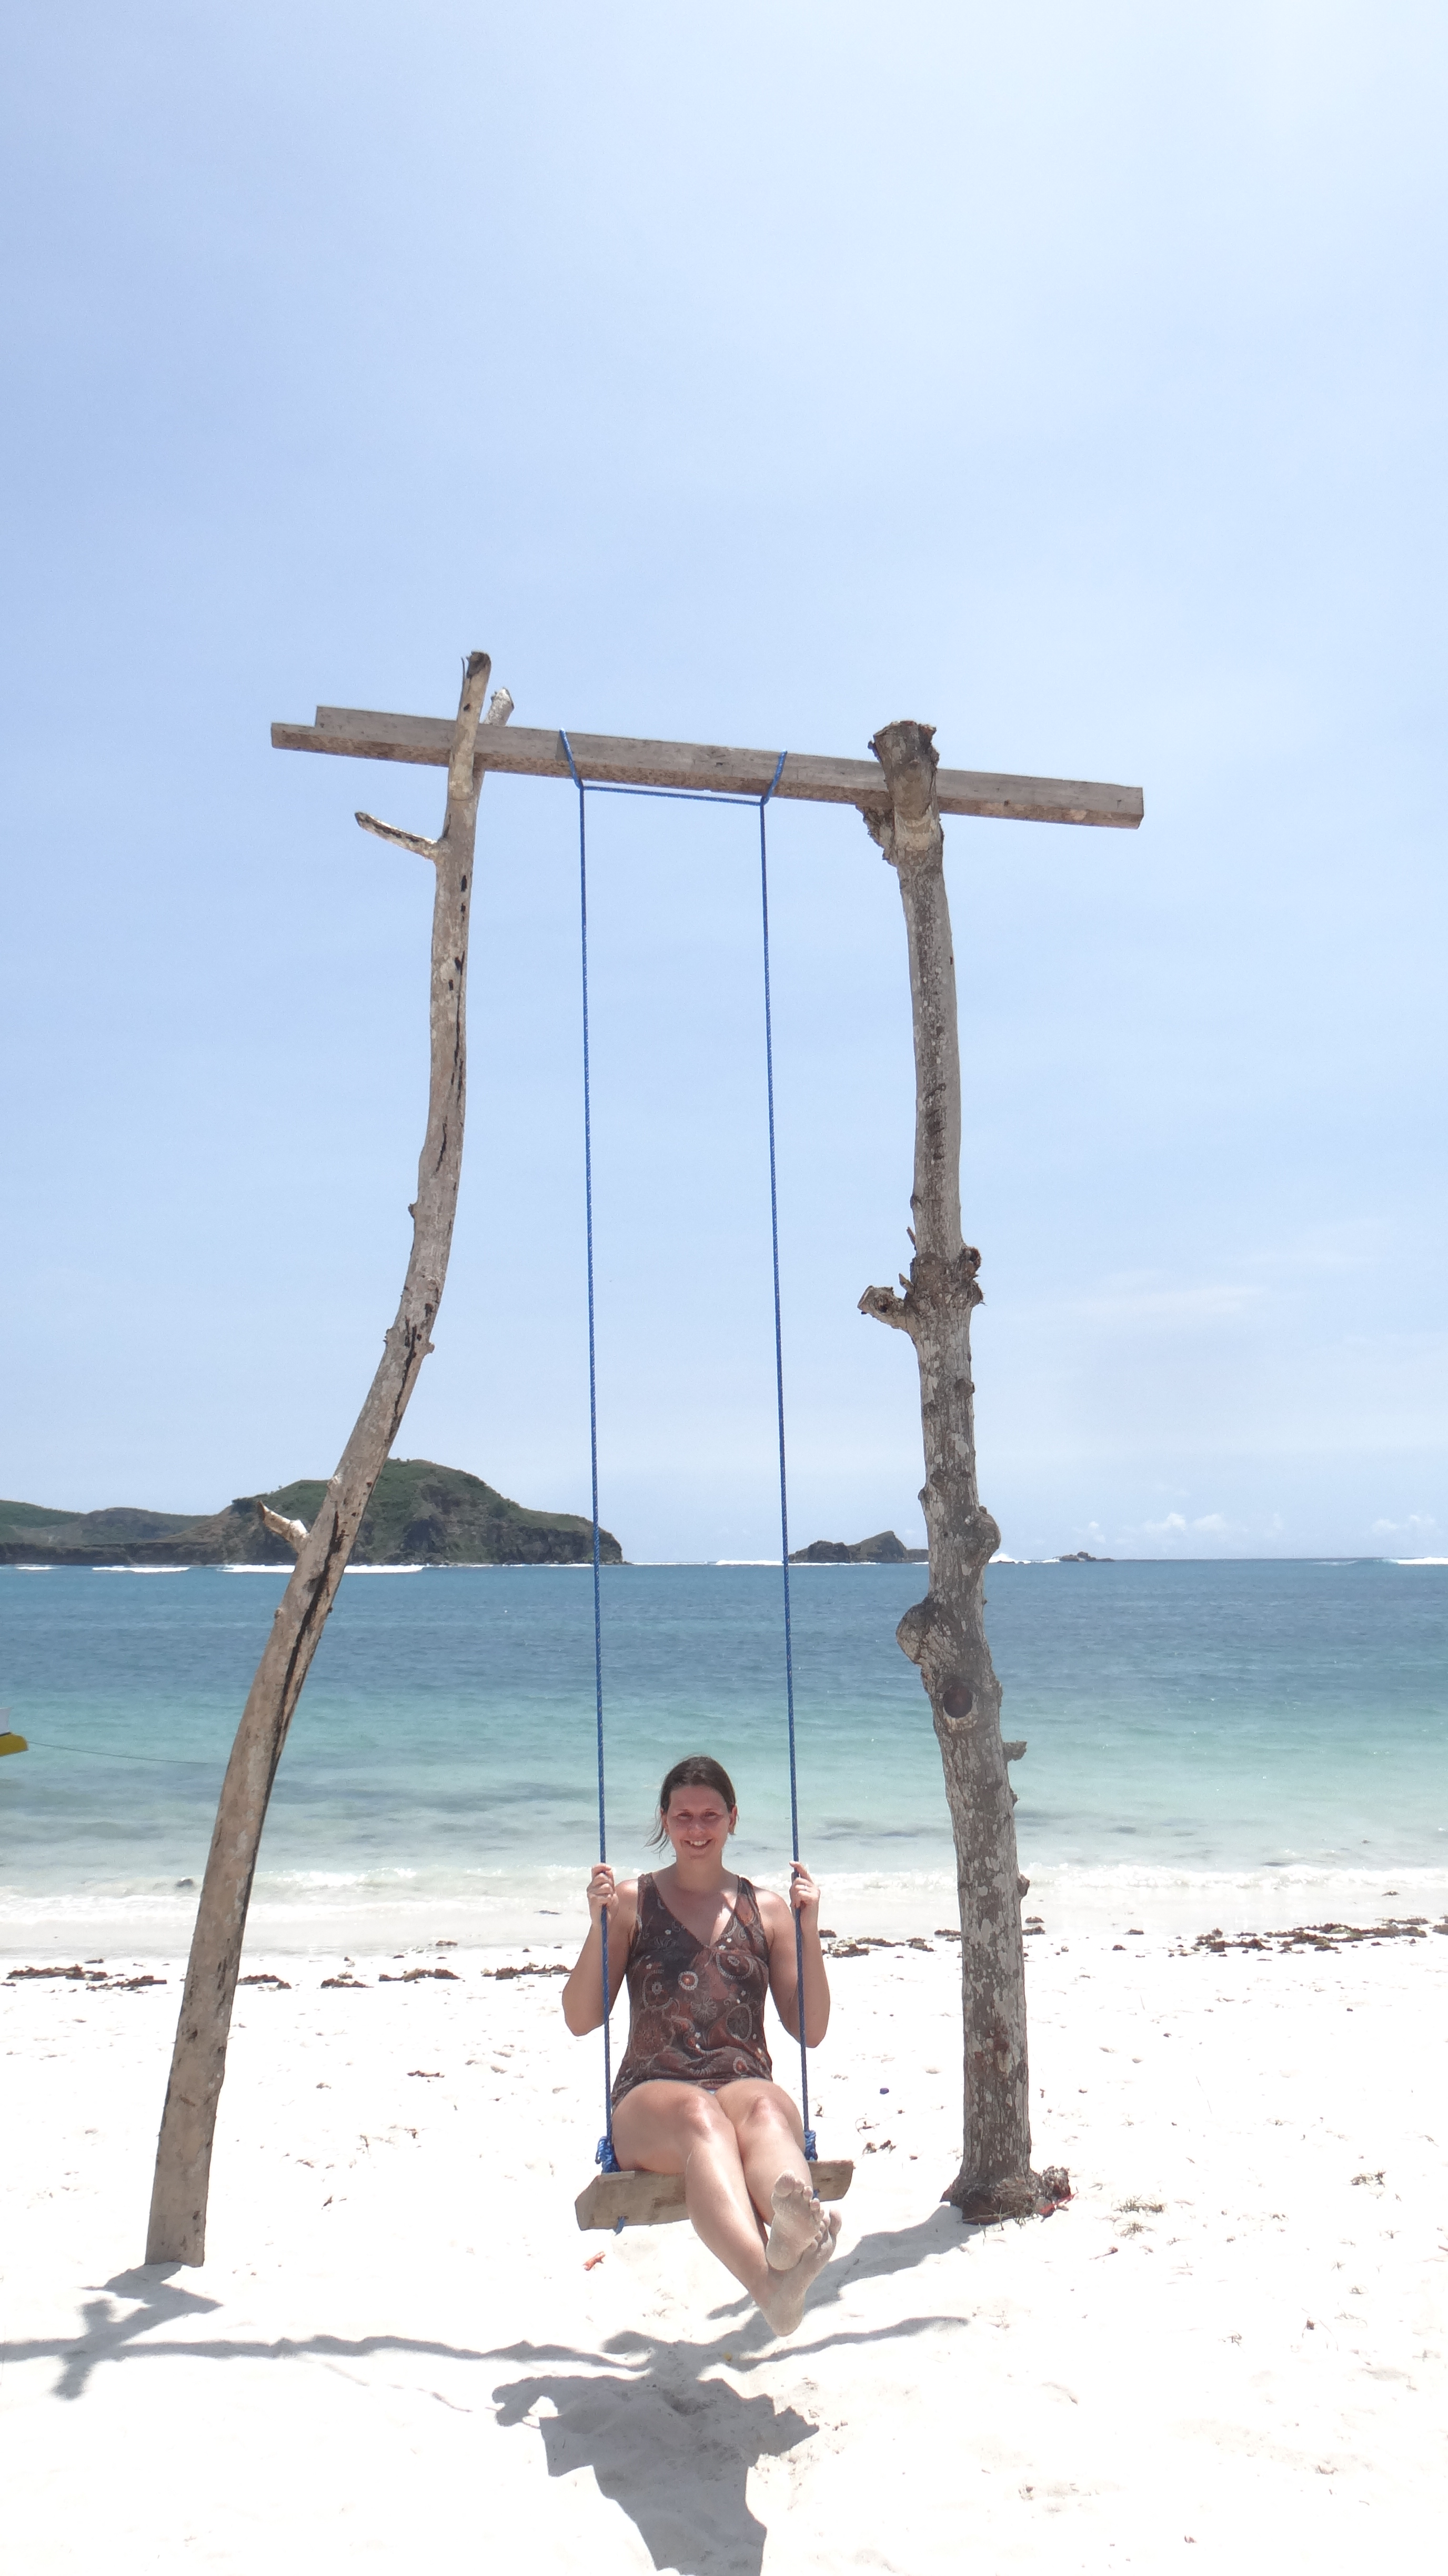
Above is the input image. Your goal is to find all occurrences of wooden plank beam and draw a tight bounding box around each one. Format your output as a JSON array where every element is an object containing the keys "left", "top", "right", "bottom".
[
  {"left": 575, "top": 2156, "right": 855, "bottom": 2233},
  {"left": 272, "top": 705, "right": 1143, "bottom": 831}
]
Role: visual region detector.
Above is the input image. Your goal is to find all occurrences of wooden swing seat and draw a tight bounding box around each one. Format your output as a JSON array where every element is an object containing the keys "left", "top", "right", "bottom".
[{"left": 576, "top": 2156, "right": 853, "bottom": 2232}]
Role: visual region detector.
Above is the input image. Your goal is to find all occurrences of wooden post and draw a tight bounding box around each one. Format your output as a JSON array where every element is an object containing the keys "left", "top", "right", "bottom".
[
  {"left": 859, "top": 720, "right": 1065, "bottom": 2219},
  {"left": 145, "top": 652, "right": 506, "bottom": 2265}
]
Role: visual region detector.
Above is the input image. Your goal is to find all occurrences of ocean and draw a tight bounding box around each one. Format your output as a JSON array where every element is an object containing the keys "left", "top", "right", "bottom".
[{"left": 2, "top": 1560, "right": 1445, "bottom": 1954}]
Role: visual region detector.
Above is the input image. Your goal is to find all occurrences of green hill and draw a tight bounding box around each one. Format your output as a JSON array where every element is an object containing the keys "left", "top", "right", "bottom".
[
  {"left": 262, "top": 1458, "right": 621, "bottom": 1566},
  {"left": 0, "top": 1499, "right": 78, "bottom": 1537},
  {"left": 0, "top": 1460, "right": 621, "bottom": 1567},
  {"left": 0, "top": 1497, "right": 212, "bottom": 1554}
]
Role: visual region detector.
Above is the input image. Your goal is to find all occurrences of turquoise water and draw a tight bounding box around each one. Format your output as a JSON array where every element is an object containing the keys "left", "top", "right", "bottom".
[{"left": 1, "top": 1561, "right": 1445, "bottom": 1949}]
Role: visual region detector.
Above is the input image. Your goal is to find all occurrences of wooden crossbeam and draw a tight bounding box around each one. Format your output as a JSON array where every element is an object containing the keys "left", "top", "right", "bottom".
[{"left": 272, "top": 704, "right": 1143, "bottom": 831}]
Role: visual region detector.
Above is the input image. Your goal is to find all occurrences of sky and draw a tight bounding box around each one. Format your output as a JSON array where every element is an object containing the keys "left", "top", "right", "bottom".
[{"left": 2, "top": 0, "right": 1444, "bottom": 1562}]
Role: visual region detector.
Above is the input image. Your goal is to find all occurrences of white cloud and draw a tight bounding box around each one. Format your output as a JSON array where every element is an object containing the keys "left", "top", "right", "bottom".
[
  {"left": 1063, "top": 1276, "right": 1266, "bottom": 1330},
  {"left": 1139, "top": 1507, "right": 1238, "bottom": 1542}
]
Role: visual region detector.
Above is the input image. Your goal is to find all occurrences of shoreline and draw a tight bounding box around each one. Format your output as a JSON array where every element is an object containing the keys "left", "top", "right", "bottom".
[
  {"left": 5, "top": 1860, "right": 1448, "bottom": 1959},
  {"left": 7, "top": 1553, "right": 1445, "bottom": 1566},
  {"left": 6, "top": 1901, "right": 1446, "bottom": 1992}
]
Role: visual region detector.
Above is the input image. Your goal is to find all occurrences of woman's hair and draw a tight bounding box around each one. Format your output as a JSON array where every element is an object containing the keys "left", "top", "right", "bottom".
[{"left": 648, "top": 1754, "right": 738, "bottom": 1847}]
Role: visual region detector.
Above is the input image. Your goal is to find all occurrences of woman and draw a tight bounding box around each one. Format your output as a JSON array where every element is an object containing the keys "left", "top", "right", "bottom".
[{"left": 563, "top": 1753, "right": 841, "bottom": 2336}]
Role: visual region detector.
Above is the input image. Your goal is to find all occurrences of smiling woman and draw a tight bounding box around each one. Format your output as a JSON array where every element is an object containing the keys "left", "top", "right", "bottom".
[{"left": 562, "top": 1754, "right": 843, "bottom": 2335}]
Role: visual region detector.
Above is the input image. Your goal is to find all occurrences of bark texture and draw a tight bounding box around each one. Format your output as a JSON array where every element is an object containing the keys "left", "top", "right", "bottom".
[
  {"left": 859, "top": 719, "right": 1065, "bottom": 2220},
  {"left": 146, "top": 653, "right": 504, "bottom": 2265}
]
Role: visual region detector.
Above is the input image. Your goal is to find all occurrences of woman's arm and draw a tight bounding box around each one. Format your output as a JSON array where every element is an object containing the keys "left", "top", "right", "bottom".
[
  {"left": 763, "top": 1864, "right": 831, "bottom": 2048},
  {"left": 561, "top": 1867, "right": 638, "bottom": 2035}
]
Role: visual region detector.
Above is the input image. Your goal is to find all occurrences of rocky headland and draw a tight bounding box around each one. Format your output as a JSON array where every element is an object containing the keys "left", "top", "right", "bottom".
[
  {"left": 788, "top": 1528, "right": 928, "bottom": 1565},
  {"left": 0, "top": 1458, "right": 622, "bottom": 1568}
]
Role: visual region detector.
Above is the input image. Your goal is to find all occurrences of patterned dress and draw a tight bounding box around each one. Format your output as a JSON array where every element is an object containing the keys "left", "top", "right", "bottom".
[{"left": 611, "top": 1872, "right": 775, "bottom": 2104}]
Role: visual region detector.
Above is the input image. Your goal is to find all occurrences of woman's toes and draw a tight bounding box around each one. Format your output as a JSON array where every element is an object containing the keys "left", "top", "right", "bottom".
[
  {"left": 766, "top": 2172, "right": 822, "bottom": 2271},
  {"left": 756, "top": 2203, "right": 842, "bottom": 2337}
]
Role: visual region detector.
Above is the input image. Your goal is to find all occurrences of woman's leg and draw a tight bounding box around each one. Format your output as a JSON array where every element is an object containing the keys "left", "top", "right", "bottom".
[
  {"left": 612, "top": 2081, "right": 771, "bottom": 2296},
  {"left": 611, "top": 2080, "right": 837, "bottom": 2333},
  {"left": 713, "top": 2080, "right": 812, "bottom": 2219},
  {"left": 716, "top": 2081, "right": 842, "bottom": 2274}
]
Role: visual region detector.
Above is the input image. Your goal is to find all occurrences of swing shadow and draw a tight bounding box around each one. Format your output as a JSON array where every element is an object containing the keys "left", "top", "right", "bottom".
[
  {"left": 487, "top": 2209, "right": 980, "bottom": 2572},
  {"left": 12, "top": 2220, "right": 977, "bottom": 2576},
  {"left": 489, "top": 2308, "right": 963, "bottom": 2576},
  {"left": 491, "top": 2351, "right": 811, "bottom": 2576}
]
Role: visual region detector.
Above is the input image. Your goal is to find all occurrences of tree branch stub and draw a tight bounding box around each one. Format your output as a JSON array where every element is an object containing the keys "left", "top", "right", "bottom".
[{"left": 257, "top": 1504, "right": 307, "bottom": 1554}]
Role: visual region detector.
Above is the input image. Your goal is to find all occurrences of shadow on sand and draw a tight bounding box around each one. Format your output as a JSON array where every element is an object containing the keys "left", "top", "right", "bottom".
[
  {"left": 2, "top": 2265, "right": 496, "bottom": 2405},
  {"left": 488, "top": 2208, "right": 978, "bottom": 2575},
  {"left": 490, "top": 2313, "right": 961, "bottom": 2576},
  {"left": 706, "top": 2202, "right": 979, "bottom": 2328},
  {"left": 492, "top": 2342, "right": 813, "bottom": 2576},
  {"left": 5, "top": 2211, "right": 977, "bottom": 2574}
]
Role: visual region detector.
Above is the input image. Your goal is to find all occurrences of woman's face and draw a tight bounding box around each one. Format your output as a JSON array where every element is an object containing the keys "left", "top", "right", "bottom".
[{"left": 662, "top": 1788, "right": 737, "bottom": 1865}]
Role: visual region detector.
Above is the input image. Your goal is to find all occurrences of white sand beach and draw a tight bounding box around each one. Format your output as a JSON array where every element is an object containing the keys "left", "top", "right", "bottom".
[{"left": 5, "top": 1919, "right": 1445, "bottom": 2574}]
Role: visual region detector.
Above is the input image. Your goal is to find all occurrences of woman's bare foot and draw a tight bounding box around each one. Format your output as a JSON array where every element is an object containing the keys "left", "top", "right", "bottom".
[
  {"left": 755, "top": 2207, "right": 842, "bottom": 2336},
  {"left": 765, "top": 2172, "right": 824, "bottom": 2271}
]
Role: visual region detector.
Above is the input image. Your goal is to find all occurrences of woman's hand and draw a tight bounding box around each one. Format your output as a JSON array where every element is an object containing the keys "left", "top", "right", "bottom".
[
  {"left": 789, "top": 1861, "right": 821, "bottom": 1928},
  {"left": 770, "top": 1863, "right": 830, "bottom": 2047},
  {"left": 586, "top": 1863, "right": 617, "bottom": 1927},
  {"left": 564, "top": 1868, "right": 631, "bottom": 2035}
]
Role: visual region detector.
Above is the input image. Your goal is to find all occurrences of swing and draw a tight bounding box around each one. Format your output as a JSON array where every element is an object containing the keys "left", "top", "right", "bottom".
[{"left": 561, "top": 738, "right": 854, "bottom": 2236}]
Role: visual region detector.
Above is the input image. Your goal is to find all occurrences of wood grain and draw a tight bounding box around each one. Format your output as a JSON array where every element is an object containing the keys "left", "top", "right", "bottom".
[
  {"left": 272, "top": 706, "right": 1143, "bottom": 830},
  {"left": 575, "top": 2157, "right": 854, "bottom": 2233}
]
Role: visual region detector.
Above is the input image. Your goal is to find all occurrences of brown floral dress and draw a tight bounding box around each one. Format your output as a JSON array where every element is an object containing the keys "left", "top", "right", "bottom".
[{"left": 611, "top": 1873, "right": 775, "bottom": 2104}]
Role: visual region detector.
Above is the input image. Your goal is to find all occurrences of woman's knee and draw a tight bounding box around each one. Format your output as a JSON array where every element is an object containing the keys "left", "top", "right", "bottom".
[
  {"left": 675, "top": 2090, "right": 733, "bottom": 2147},
  {"left": 736, "top": 2084, "right": 803, "bottom": 2139}
]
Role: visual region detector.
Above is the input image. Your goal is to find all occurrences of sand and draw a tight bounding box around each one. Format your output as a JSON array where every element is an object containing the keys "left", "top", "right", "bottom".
[{"left": 4, "top": 1919, "right": 1446, "bottom": 2574}]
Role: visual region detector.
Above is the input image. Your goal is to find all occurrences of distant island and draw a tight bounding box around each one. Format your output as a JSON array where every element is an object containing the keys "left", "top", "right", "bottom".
[
  {"left": 0, "top": 1458, "right": 623, "bottom": 1568},
  {"left": 789, "top": 1530, "right": 929, "bottom": 1565}
]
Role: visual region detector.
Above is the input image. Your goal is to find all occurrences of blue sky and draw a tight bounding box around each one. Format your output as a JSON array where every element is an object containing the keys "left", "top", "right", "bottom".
[{"left": 2, "top": 1, "right": 1444, "bottom": 1561}]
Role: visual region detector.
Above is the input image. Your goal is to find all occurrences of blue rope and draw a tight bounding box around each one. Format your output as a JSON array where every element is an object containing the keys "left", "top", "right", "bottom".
[
  {"left": 757, "top": 753, "right": 816, "bottom": 2159},
  {"left": 561, "top": 732, "right": 816, "bottom": 2171},
  {"left": 562, "top": 729, "right": 618, "bottom": 2175}
]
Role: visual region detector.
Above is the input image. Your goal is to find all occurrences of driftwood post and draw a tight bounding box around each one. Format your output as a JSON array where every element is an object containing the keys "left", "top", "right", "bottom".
[
  {"left": 860, "top": 719, "right": 1064, "bottom": 2219},
  {"left": 146, "top": 651, "right": 507, "bottom": 2264}
]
